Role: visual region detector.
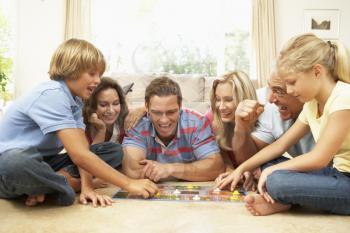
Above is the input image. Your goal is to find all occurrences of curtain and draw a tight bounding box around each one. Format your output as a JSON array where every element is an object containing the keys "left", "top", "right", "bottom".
[
  {"left": 64, "top": 0, "right": 91, "bottom": 40},
  {"left": 252, "top": 0, "right": 277, "bottom": 88}
]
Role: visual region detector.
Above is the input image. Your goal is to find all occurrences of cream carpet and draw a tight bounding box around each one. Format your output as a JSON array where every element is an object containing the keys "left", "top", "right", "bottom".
[{"left": 0, "top": 183, "right": 349, "bottom": 233}]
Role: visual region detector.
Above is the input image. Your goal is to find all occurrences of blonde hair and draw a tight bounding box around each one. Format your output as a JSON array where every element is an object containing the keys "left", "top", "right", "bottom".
[
  {"left": 49, "top": 38, "right": 106, "bottom": 80},
  {"left": 277, "top": 33, "right": 350, "bottom": 83},
  {"left": 210, "top": 71, "right": 257, "bottom": 150}
]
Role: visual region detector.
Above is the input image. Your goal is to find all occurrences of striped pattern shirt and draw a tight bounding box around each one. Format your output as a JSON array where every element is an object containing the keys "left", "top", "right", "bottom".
[{"left": 122, "top": 108, "right": 220, "bottom": 163}]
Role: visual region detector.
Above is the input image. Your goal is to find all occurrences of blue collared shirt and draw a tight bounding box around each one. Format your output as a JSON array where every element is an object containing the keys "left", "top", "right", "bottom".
[{"left": 0, "top": 80, "right": 85, "bottom": 156}]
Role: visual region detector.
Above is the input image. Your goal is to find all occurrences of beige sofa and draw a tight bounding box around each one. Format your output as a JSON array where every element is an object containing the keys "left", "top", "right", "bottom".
[{"left": 108, "top": 72, "right": 217, "bottom": 114}]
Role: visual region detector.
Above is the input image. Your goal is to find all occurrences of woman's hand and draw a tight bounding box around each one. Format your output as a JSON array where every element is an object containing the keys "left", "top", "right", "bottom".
[
  {"left": 214, "top": 169, "right": 244, "bottom": 191},
  {"left": 124, "top": 107, "right": 146, "bottom": 130},
  {"left": 89, "top": 113, "right": 106, "bottom": 132}
]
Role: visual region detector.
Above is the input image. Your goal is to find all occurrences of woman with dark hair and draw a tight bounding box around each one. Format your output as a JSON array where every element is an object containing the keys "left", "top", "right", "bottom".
[{"left": 83, "top": 77, "right": 129, "bottom": 145}]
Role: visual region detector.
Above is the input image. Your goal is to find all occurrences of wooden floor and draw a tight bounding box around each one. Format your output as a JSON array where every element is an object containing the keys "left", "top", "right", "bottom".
[{"left": 1, "top": 182, "right": 349, "bottom": 233}]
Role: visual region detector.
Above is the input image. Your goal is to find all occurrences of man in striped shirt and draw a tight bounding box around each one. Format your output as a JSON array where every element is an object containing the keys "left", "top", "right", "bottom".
[{"left": 122, "top": 77, "right": 225, "bottom": 182}]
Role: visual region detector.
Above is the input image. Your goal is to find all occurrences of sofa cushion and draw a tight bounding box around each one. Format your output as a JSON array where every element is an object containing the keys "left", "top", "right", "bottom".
[
  {"left": 108, "top": 72, "right": 205, "bottom": 103},
  {"left": 109, "top": 73, "right": 156, "bottom": 104},
  {"left": 204, "top": 76, "right": 216, "bottom": 103},
  {"left": 169, "top": 74, "right": 205, "bottom": 103}
]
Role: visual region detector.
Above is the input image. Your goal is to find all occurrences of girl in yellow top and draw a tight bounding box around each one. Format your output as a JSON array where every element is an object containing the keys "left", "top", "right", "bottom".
[{"left": 216, "top": 33, "right": 350, "bottom": 215}]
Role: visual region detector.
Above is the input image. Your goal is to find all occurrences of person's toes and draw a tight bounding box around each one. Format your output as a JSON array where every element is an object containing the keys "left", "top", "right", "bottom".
[
  {"left": 25, "top": 196, "right": 37, "bottom": 206},
  {"left": 36, "top": 194, "right": 45, "bottom": 203},
  {"left": 244, "top": 194, "right": 255, "bottom": 205}
]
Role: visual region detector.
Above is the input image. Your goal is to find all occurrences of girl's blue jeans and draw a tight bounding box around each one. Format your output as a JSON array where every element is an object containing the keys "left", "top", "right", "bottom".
[{"left": 265, "top": 165, "right": 350, "bottom": 215}]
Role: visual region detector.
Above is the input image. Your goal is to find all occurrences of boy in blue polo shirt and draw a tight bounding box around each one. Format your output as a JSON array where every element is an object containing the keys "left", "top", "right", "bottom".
[{"left": 0, "top": 39, "right": 157, "bottom": 207}]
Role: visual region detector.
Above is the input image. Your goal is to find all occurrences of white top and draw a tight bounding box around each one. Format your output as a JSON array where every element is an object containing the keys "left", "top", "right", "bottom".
[{"left": 252, "top": 103, "right": 315, "bottom": 157}]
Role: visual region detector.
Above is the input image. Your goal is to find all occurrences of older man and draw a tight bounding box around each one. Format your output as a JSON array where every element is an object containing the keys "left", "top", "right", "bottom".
[
  {"left": 122, "top": 76, "right": 225, "bottom": 182},
  {"left": 232, "top": 71, "right": 315, "bottom": 165}
]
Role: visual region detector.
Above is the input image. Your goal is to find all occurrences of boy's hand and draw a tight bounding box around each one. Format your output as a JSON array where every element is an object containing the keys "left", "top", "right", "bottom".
[
  {"left": 125, "top": 179, "right": 158, "bottom": 198},
  {"left": 79, "top": 189, "right": 114, "bottom": 207}
]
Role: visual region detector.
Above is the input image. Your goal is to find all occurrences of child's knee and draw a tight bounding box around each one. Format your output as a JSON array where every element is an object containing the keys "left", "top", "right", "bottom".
[
  {"left": 54, "top": 188, "right": 76, "bottom": 206},
  {"left": 0, "top": 153, "right": 34, "bottom": 176},
  {"left": 266, "top": 170, "right": 292, "bottom": 198}
]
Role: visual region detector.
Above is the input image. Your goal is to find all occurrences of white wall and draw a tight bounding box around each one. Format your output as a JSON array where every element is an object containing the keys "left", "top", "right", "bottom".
[
  {"left": 14, "top": 0, "right": 64, "bottom": 98},
  {"left": 275, "top": 0, "right": 350, "bottom": 52}
]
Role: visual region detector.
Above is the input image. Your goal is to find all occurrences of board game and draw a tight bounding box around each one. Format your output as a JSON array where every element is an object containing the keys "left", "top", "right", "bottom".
[{"left": 113, "top": 184, "right": 246, "bottom": 202}]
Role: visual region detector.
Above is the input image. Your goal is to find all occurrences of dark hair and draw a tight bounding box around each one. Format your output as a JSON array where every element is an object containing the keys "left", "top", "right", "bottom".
[
  {"left": 145, "top": 76, "right": 182, "bottom": 106},
  {"left": 83, "top": 77, "right": 129, "bottom": 137}
]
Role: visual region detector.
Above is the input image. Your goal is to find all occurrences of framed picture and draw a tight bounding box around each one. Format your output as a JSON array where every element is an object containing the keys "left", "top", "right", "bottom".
[{"left": 304, "top": 9, "right": 340, "bottom": 39}]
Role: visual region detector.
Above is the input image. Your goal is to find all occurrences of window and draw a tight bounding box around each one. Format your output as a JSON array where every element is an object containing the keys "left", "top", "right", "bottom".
[
  {"left": 91, "top": 0, "right": 251, "bottom": 76},
  {"left": 0, "top": 0, "right": 14, "bottom": 102}
]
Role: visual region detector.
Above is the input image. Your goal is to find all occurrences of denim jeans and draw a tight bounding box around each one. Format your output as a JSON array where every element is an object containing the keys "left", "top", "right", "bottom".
[
  {"left": 266, "top": 167, "right": 350, "bottom": 215},
  {"left": 0, "top": 142, "right": 123, "bottom": 206}
]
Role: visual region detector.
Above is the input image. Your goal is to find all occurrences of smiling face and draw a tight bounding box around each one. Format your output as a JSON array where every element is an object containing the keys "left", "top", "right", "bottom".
[
  {"left": 146, "top": 95, "right": 180, "bottom": 143},
  {"left": 95, "top": 88, "right": 121, "bottom": 126},
  {"left": 268, "top": 72, "right": 303, "bottom": 121},
  {"left": 214, "top": 82, "right": 237, "bottom": 123},
  {"left": 66, "top": 70, "right": 101, "bottom": 100}
]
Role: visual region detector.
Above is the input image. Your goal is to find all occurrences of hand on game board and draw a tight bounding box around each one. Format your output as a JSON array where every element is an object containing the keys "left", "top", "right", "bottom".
[
  {"left": 215, "top": 171, "right": 231, "bottom": 183},
  {"left": 214, "top": 169, "right": 244, "bottom": 191},
  {"left": 79, "top": 189, "right": 114, "bottom": 207},
  {"left": 139, "top": 160, "right": 172, "bottom": 182},
  {"left": 125, "top": 179, "right": 158, "bottom": 198}
]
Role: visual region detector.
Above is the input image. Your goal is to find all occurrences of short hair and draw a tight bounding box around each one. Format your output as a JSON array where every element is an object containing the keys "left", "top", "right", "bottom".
[
  {"left": 83, "top": 77, "right": 129, "bottom": 138},
  {"left": 49, "top": 38, "right": 106, "bottom": 80},
  {"left": 210, "top": 70, "right": 257, "bottom": 150},
  {"left": 277, "top": 33, "right": 350, "bottom": 83},
  {"left": 145, "top": 76, "right": 182, "bottom": 106}
]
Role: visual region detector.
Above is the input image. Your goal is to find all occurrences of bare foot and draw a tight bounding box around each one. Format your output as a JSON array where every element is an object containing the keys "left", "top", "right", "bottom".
[
  {"left": 244, "top": 193, "right": 291, "bottom": 216},
  {"left": 57, "top": 169, "right": 81, "bottom": 192},
  {"left": 57, "top": 169, "right": 108, "bottom": 192},
  {"left": 93, "top": 178, "right": 109, "bottom": 189},
  {"left": 25, "top": 194, "right": 45, "bottom": 207}
]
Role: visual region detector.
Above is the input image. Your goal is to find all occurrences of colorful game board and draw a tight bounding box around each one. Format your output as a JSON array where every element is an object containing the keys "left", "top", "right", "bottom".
[{"left": 113, "top": 184, "right": 246, "bottom": 202}]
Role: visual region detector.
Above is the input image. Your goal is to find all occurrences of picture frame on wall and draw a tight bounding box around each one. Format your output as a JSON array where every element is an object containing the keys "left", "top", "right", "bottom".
[{"left": 303, "top": 9, "right": 340, "bottom": 39}]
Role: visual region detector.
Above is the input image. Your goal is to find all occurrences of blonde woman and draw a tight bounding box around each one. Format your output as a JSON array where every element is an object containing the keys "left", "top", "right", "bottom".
[{"left": 206, "top": 71, "right": 262, "bottom": 189}]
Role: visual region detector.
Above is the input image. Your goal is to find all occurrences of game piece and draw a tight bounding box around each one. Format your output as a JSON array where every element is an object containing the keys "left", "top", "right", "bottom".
[
  {"left": 232, "top": 190, "right": 240, "bottom": 195},
  {"left": 213, "top": 188, "right": 221, "bottom": 193},
  {"left": 173, "top": 189, "right": 180, "bottom": 195},
  {"left": 113, "top": 184, "right": 246, "bottom": 202}
]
